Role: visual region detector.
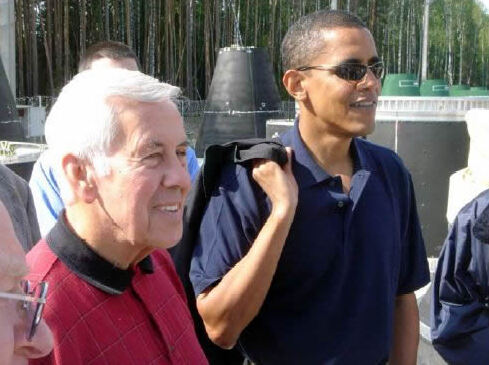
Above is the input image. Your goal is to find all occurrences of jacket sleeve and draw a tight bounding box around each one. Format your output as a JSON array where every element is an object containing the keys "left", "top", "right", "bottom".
[{"left": 431, "top": 206, "right": 489, "bottom": 365}]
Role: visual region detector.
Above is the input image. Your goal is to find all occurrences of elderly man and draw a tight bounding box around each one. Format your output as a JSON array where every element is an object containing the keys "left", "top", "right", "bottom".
[
  {"left": 190, "top": 10, "right": 429, "bottom": 364},
  {"left": 0, "top": 201, "right": 53, "bottom": 364},
  {"left": 27, "top": 69, "right": 206, "bottom": 364},
  {"left": 29, "top": 41, "right": 200, "bottom": 236}
]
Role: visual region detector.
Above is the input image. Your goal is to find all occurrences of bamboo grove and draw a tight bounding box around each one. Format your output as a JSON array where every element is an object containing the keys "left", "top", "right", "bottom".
[{"left": 14, "top": 0, "right": 489, "bottom": 99}]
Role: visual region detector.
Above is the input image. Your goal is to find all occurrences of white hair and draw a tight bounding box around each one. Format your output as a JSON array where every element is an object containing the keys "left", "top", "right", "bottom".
[{"left": 44, "top": 68, "right": 181, "bottom": 203}]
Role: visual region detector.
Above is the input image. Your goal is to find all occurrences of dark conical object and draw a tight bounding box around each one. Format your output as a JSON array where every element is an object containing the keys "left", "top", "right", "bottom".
[
  {"left": 195, "top": 46, "right": 282, "bottom": 156},
  {"left": 0, "top": 56, "right": 23, "bottom": 141}
]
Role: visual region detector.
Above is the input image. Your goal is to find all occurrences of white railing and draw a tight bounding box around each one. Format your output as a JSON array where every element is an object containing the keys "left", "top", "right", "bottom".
[
  {"left": 291, "top": 97, "right": 489, "bottom": 122},
  {"left": 376, "top": 96, "right": 489, "bottom": 121}
]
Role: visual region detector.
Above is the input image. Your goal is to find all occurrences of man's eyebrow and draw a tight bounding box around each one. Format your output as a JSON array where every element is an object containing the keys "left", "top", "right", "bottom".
[
  {"left": 138, "top": 140, "right": 164, "bottom": 154},
  {"left": 177, "top": 140, "right": 189, "bottom": 148},
  {"left": 138, "top": 139, "right": 189, "bottom": 154},
  {"left": 338, "top": 56, "right": 381, "bottom": 65},
  {"left": 340, "top": 58, "right": 362, "bottom": 64},
  {"left": 369, "top": 56, "right": 381, "bottom": 64}
]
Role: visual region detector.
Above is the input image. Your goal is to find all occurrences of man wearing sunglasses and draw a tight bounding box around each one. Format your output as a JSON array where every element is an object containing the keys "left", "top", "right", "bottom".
[
  {"left": 0, "top": 201, "right": 53, "bottom": 364},
  {"left": 189, "top": 10, "right": 429, "bottom": 364}
]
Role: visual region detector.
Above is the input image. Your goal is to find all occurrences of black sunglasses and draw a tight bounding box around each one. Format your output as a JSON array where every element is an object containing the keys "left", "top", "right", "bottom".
[
  {"left": 296, "top": 61, "right": 385, "bottom": 81},
  {"left": 0, "top": 280, "right": 49, "bottom": 341}
]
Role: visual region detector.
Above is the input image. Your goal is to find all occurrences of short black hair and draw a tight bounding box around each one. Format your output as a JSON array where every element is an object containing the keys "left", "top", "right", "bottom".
[
  {"left": 281, "top": 10, "right": 367, "bottom": 71},
  {"left": 78, "top": 41, "right": 140, "bottom": 72}
]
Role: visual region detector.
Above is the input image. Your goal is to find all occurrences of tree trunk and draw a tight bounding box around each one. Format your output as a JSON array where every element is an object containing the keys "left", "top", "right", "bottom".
[
  {"left": 63, "top": 0, "right": 70, "bottom": 83},
  {"left": 15, "top": 0, "right": 25, "bottom": 96},
  {"left": 186, "top": 0, "right": 194, "bottom": 97},
  {"left": 457, "top": 10, "right": 464, "bottom": 85},
  {"left": 80, "top": 0, "right": 87, "bottom": 58},
  {"left": 254, "top": 0, "right": 259, "bottom": 45},
  {"left": 397, "top": 0, "right": 404, "bottom": 72},
  {"left": 125, "top": 0, "right": 132, "bottom": 47},
  {"left": 269, "top": 0, "right": 277, "bottom": 66},
  {"left": 215, "top": 0, "right": 220, "bottom": 50},
  {"left": 147, "top": 0, "right": 155, "bottom": 76},
  {"left": 40, "top": 8, "right": 54, "bottom": 95},
  {"left": 113, "top": 0, "right": 119, "bottom": 40},
  {"left": 204, "top": 0, "right": 212, "bottom": 95},
  {"left": 105, "top": 0, "right": 110, "bottom": 40},
  {"left": 444, "top": 0, "right": 453, "bottom": 85},
  {"left": 54, "top": 0, "right": 62, "bottom": 86},
  {"left": 368, "top": 0, "right": 377, "bottom": 31},
  {"left": 29, "top": 0, "right": 38, "bottom": 95}
]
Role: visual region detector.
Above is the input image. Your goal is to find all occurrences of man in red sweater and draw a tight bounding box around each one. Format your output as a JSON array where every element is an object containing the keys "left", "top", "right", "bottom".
[{"left": 26, "top": 68, "right": 207, "bottom": 364}]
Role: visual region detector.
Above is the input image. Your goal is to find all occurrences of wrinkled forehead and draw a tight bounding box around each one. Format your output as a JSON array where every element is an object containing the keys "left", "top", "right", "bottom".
[
  {"left": 317, "top": 27, "right": 377, "bottom": 59},
  {"left": 107, "top": 95, "right": 179, "bottom": 113},
  {"left": 107, "top": 97, "right": 184, "bottom": 150}
]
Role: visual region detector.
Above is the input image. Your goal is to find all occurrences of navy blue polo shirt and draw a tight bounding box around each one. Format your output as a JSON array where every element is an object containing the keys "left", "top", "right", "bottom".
[{"left": 190, "top": 122, "right": 430, "bottom": 364}]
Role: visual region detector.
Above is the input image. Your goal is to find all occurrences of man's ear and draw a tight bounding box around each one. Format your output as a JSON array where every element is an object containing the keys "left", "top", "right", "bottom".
[
  {"left": 282, "top": 69, "right": 307, "bottom": 101},
  {"left": 61, "top": 154, "right": 98, "bottom": 204}
]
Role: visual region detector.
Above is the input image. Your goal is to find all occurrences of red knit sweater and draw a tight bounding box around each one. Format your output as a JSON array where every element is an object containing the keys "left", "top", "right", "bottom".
[{"left": 27, "top": 240, "right": 207, "bottom": 365}]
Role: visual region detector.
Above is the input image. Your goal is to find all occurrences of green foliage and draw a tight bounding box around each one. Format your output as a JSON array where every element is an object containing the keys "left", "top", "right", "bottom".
[{"left": 15, "top": 0, "right": 489, "bottom": 99}]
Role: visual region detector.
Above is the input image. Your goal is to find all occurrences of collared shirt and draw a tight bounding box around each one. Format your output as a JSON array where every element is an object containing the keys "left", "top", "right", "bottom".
[
  {"left": 190, "top": 121, "right": 429, "bottom": 364},
  {"left": 27, "top": 215, "right": 207, "bottom": 365},
  {"left": 29, "top": 147, "right": 201, "bottom": 237},
  {"left": 431, "top": 189, "right": 489, "bottom": 365}
]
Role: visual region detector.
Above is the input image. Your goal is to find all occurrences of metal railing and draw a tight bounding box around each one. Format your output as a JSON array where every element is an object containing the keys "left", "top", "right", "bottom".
[{"left": 376, "top": 96, "right": 489, "bottom": 121}]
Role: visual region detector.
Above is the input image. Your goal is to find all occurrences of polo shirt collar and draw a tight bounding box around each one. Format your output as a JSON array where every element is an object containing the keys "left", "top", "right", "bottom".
[
  {"left": 289, "top": 120, "right": 372, "bottom": 188},
  {"left": 46, "top": 212, "right": 153, "bottom": 295}
]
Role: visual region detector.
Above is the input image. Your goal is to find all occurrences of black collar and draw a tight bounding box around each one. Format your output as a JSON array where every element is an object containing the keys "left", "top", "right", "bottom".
[{"left": 46, "top": 212, "right": 154, "bottom": 295}]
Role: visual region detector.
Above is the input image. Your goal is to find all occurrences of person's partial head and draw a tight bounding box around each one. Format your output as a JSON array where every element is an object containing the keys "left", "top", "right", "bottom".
[
  {"left": 45, "top": 69, "right": 191, "bottom": 249},
  {"left": 78, "top": 41, "right": 140, "bottom": 72},
  {"left": 281, "top": 10, "right": 382, "bottom": 137},
  {"left": 0, "top": 202, "right": 53, "bottom": 364}
]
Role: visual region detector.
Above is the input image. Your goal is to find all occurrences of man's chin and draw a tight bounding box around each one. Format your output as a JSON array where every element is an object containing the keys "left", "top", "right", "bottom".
[
  {"left": 151, "top": 231, "right": 183, "bottom": 250},
  {"left": 351, "top": 119, "right": 375, "bottom": 137}
]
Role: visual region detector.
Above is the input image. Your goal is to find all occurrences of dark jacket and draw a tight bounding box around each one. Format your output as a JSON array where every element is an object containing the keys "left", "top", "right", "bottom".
[{"left": 170, "top": 139, "right": 286, "bottom": 364}]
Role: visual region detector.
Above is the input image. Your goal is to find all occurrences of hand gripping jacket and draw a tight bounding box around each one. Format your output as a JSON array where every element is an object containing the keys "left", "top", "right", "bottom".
[{"left": 170, "top": 138, "right": 287, "bottom": 364}]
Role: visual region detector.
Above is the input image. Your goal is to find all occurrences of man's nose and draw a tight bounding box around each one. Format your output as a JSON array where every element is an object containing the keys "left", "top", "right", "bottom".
[
  {"left": 161, "top": 154, "right": 192, "bottom": 192},
  {"left": 14, "top": 319, "right": 54, "bottom": 359},
  {"left": 358, "top": 68, "right": 381, "bottom": 90}
]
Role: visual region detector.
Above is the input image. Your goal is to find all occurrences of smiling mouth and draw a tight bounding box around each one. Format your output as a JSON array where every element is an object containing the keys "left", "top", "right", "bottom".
[
  {"left": 156, "top": 204, "right": 180, "bottom": 213},
  {"left": 350, "top": 101, "right": 377, "bottom": 108}
]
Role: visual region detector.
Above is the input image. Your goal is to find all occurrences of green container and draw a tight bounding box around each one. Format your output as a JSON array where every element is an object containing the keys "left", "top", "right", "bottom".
[
  {"left": 382, "top": 74, "right": 420, "bottom": 96},
  {"left": 420, "top": 79, "right": 449, "bottom": 96},
  {"left": 449, "top": 84, "right": 470, "bottom": 96},
  {"left": 469, "top": 86, "right": 489, "bottom": 96}
]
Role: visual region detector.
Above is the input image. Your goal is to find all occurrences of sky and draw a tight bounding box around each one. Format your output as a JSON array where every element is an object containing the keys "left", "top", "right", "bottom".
[{"left": 480, "top": 0, "right": 489, "bottom": 13}]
